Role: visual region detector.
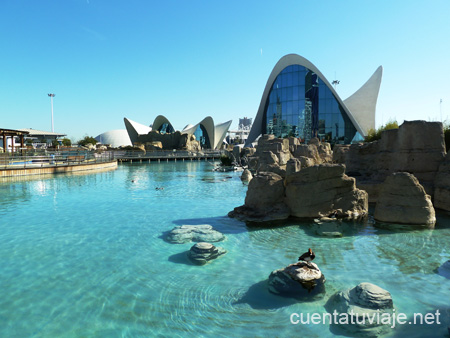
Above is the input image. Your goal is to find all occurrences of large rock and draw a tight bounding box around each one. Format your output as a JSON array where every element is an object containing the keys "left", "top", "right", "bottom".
[
  {"left": 285, "top": 164, "right": 368, "bottom": 219},
  {"left": 187, "top": 242, "right": 227, "bottom": 265},
  {"left": 268, "top": 261, "right": 325, "bottom": 300},
  {"left": 325, "top": 283, "right": 394, "bottom": 337},
  {"left": 245, "top": 172, "right": 285, "bottom": 209},
  {"left": 374, "top": 172, "right": 436, "bottom": 226},
  {"left": 434, "top": 151, "right": 450, "bottom": 211},
  {"left": 240, "top": 169, "right": 253, "bottom": 184},
  {"left": 166, "top": 225, "right": 225, "bottom": 244},
  {"left": 229, "top": 171, "right": 290, "bottom": 222},
  {"left": 340, "top": 121, "right": 446, "bottom": 199}
]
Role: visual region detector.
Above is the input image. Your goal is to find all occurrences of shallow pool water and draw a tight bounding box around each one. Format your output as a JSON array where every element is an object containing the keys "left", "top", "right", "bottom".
[{"left": 0, "top": 162, "right": 449, "bottom": 337}]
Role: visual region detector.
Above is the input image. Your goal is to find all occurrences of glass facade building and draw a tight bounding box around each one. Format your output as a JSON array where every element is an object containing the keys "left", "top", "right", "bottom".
[{"left": 263, "top": 65, "right": 361, "bottom": 144}]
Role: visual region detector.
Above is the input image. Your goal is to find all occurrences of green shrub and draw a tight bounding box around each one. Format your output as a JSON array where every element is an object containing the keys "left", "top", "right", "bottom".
[
  {"left": 444, "top": 123, "right": 450, "bottom": 152},
  {"left": 365, "top": 120, "right": 399, "bottom": 142},
  {"left": 220, "top": 154, "right": 233, "bottom": 166},
  {"left": 78, "top": 136, "right": 97, "bottom": 147},
  {"left": 62, "top": 138, "right": 72, "bottom": 146}
]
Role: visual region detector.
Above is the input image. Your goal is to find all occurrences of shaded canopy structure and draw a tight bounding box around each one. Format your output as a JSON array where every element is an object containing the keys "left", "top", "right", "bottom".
[{"left": 0, "top": 128, "right": 29, "bottom": 152}]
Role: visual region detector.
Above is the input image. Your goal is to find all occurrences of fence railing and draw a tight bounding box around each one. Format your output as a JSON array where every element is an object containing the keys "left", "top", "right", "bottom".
[
  {"left": 0, "top": 150, "right": 115, "bottom": 169},
  {"left": 112, "top": 149, "right": 226, "bottom": 160}
]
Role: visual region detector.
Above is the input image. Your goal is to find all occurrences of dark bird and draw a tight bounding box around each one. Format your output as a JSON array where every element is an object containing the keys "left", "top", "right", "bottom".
[{"left": 298, "top": 248, "right": 315, "bottom": 262}]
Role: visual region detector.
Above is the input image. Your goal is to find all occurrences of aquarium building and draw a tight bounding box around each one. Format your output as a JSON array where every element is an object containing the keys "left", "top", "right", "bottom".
[{"left": 245, "top": 54, "right": 382, "bottom": 146}]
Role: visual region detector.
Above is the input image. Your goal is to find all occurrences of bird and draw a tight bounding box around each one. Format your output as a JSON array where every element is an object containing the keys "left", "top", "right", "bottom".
[{"left": 298, "top": 248, "right": 315, "bottom": 262}]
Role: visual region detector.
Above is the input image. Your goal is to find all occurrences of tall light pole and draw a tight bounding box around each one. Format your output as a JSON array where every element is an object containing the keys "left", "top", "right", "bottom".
[{"left": 48, "top": 93, "right": 55, "bottom": 132}]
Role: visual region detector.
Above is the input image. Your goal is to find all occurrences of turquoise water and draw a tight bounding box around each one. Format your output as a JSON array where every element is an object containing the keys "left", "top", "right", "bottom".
[{"left": 0, "top": 162, "right": 449, "bottom": 337}]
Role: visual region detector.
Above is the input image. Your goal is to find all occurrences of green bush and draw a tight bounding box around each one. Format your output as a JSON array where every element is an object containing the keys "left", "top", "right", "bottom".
[
  {"left": 78, "top": 136, "right": 97, "bottom": 147},
  {"left": 220, "top": 154, "right": 233, "bottom": 166},
  {"left": 444, "top": 123, "right": 450, "bottom": 152},
  {"left": 61, "top": 138, "right": 72, "bottom": 146},
  {"left": 365, "top": 120, "right": 399, "bottom": 142}
]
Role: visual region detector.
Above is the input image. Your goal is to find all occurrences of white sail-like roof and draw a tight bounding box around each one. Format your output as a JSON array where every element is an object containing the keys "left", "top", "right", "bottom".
[
  {"left": 95, "top": 129, "right": 132, "bottom": 147},
  {"left": 124, "top": 118, "right": 152, "bottom": 144}
]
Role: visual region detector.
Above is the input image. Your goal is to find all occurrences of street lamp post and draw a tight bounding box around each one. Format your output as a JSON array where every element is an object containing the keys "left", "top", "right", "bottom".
[{"left": 48, "top": 93, "right": 55, "bottom": 132}]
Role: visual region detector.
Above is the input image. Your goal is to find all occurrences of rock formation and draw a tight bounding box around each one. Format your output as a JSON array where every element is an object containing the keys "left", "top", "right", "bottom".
[
  {"left": 229, "top": 172, "right": 290, "bottom": 222},
  {"left": 268, "top": 261, "right": 325, "bottom": 300},
  {"left": 137, "top": 130, "right": 201, "bottom": 151},
  {"left": 240, "top": 169, "right": 253, "bottom": 184},
  {"left": 285, "top": 164, "right": 368, "bottom": 219},
  {"left": 187, "top": 242, "right": 227, "bottom": 265},
  {"left": 334, "top": 121, "right": 446, "bottom": 200},
  {"left": 229, "top": 164, "right": 368, "bottom": 222},
  {"left": 166, "top": 225, "right": 225, "bottom": 244},
  {"left": 325, "top": 282, "right": 394, "bottom": 337},
  {"left": 434, "top": 151, "right": 450, "bottom": 211},
  {"left": 374, "top": 172, "right": 436, "bottom": 227},
  {"left": 245, "top": 135, "right": 332, "bottom": 178}
]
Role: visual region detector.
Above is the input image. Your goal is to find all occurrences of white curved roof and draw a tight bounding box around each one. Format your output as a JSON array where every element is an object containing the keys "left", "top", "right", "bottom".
[
  {"left": 95, "top": 129, "right": 132, "bottom": 147},
  {"left": 124, "top": 118, "right": 152, "bottom": 144},
  {"left": 124, "top": 115, "right": 232, "bottom": 150},
  {"left": 152, "top": 115, "right": 175, "bottom": 133},
  {"left": 245, "top": 54, "right": 382, "bottom": 146}
]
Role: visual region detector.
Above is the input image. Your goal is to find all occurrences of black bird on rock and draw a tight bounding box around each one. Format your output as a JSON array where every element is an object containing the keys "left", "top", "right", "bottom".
[{"left": 298, "top": 248, "right": 315, "bottom": 262}]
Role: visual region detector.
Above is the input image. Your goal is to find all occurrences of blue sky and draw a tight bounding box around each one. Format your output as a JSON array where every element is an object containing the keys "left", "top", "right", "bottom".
[{"left": 1, "top": 0, "right": 449, "bottom": 141}]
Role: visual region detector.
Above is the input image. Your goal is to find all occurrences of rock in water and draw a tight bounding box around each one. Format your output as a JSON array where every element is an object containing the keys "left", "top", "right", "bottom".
[
  {"left": 240, "top": 169, "right": 253, "bottom": 184},
  {"left": 438, "top": 260, "right": 450, "bottom": 279},
  {"left": 325, "top": 283, "right": 394, "bottom": 337},
  {"left": 268, "top": 261, "right": 325, "bottom": 300},
  {"left": 187, "top": 242, "right": 227, "bottom": 265},
  {"left": 434, "top": 151, "right": 450, "bottom": 211},
  {"left": 166, "top": 225, "right": 225, "bottom": 244},
  {"left": 284, "top": 164, "right": 368, "bottom": 219},
  {"left": 374, "top": 172, "right": 436, "bottom": 226}
]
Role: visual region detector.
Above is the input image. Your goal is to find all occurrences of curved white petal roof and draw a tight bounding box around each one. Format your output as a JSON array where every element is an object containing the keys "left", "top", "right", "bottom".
[
  {"left": 152, "top": 115, "right": 175, "bottom": 133},
  {"left": 124, "top": 118, "right": 152, "bottom": 144},
  {"left": 245, "top": 54, "right": 382, "bottom": 147}
]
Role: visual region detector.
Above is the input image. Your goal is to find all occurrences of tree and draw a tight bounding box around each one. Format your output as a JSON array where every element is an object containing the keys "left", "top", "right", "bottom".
[
  {"left": 78, "top": 136, "right": 98, "bottom": 147},
  {"left": 365, "top": 119, "right": 399, "bottom": 142},
  {"left": 61, "top": 138, "right": 72, "bottom": 146}
]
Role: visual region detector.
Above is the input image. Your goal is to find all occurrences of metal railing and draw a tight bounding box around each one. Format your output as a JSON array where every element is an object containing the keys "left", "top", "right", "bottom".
[
  {"left": 0, "top": 150, "right": 115, "bottom": 169},
  {"left": 112, "top": 149, "right": 226, "bottom": 160}
]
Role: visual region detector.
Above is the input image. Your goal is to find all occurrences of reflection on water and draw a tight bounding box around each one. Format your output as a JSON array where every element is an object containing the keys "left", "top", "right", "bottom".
[{"left": 0, "top": 162, "right": 449, "bottom": 337}]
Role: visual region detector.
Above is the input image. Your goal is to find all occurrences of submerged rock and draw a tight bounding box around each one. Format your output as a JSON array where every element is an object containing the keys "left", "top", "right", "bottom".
[
  {"left": 268, "top": 261, "right": 325, "bottom": 300},
  {"left": 325, "top": 282, "right": 394, "bottom": 337},
  {"left": 187, "top": 242, "right": 227, "bottom": 265},
  {"left": 374, "top": 172, "right": 436, "bottom": 226},
  {"left": 166, "top": 225, "right": 225, "bottom": 244},
  {"left": 438, "top": 260, "right": 450, "bottom": 279}
]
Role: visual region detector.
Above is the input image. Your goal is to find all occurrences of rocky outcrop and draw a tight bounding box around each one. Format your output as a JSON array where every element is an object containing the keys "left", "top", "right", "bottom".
[
  {"left": 166, "top": 225, "right": 225, "bottom": 244},
  {"left": 268, "top": 261, "right": 325, "bottom": 300},
  {"left": 285, "top": 164, "right": 368, "bottom": 219},
  {"left": 187, "top": 242, "right": 227, "bottom": 265},
  {"left": 434, "top": 151, "right": 450, "bottom": 211},
  {"left": 335, "top": 121, "right": 446, "bottom": 199},
  {"left": 246, "top": 135, "right": 332, "bottom": 177},
  {"left": 229, "top": 172, "right": 290, "bottom": 222},
  {"left": 325, "top": 283, "right": 394, "bottom": 338},
  {"left": 137, "top": 130, "right": 201, "bottom": 151},
  {"left": 229, "top": 164, "right": 368, "bottom": 222},
  {"left": 240, "top": 169, "right": 253, "bottom": 184},
  {"left": 374, "top": 172, "right": 436, "bottom": 226}
]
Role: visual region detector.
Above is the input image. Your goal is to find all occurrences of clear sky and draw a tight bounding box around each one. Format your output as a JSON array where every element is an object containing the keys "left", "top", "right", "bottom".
[{"left": 1, "top": 0, "right": 449, "bottom": 141}]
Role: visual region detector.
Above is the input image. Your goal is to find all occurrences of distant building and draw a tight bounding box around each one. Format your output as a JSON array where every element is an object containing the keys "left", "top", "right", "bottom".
[
  {"left": 124, "top": 115, "right": 232, "bottom": 150},
  {"left": 245, "top": 54, "right": 382, "bottom": 146},
  {"left": 95, "top": 130, "right": 132, "bottom": 148}
]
